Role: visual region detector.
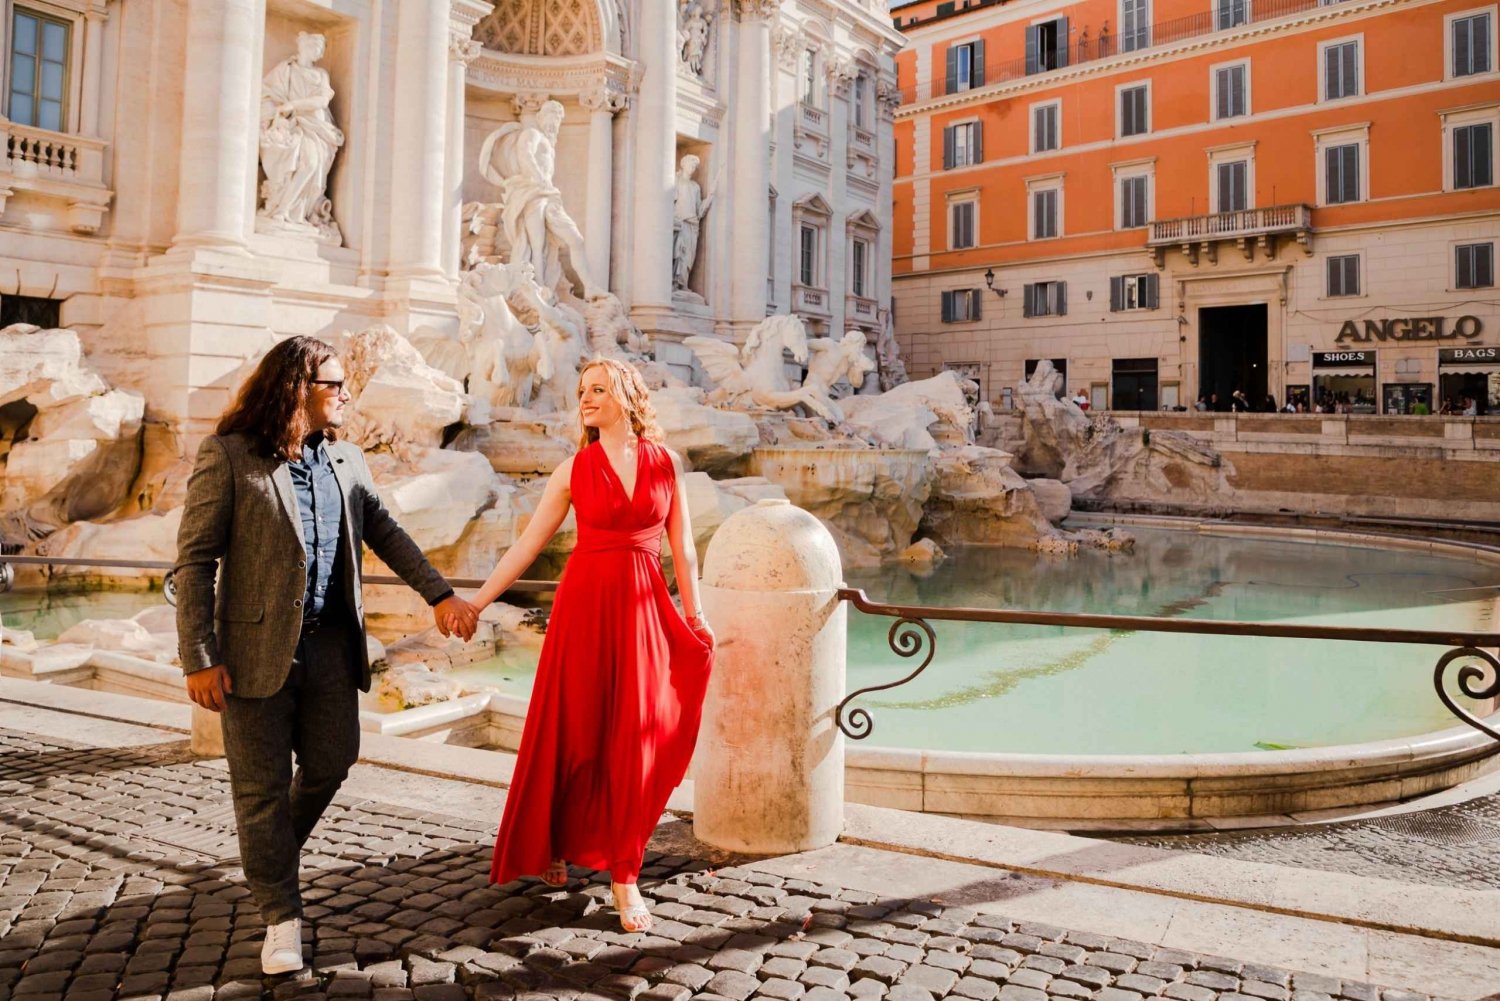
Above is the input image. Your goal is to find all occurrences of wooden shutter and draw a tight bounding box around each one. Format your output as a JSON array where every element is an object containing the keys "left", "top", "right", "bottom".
[
  {"left": 1056, "top": 281, "right": 1067, "bottom": 315},
  {"left": 1025, "top": 26, "right": 1040, "bottom": 75},
  {"left": 1458, "top": 246, "right": 1474, "bottom": 289},
  {"left": 1327, "top": 257, "right": 1341, "bottom": 296},
  {"left": 972, "top": 120, "right": 984, "bottom": 164},
  {"left": 1215, "top": 69, "right": 1229, "bottom": 119},
  {"left": 1478, "top": 124, "right": 1494, "bottom": 186},
  {"left": 1054, "top": 17, "right": 1070, "bottom": 68},
  {"left": 969, "top": 290, "right": 982, "bottom": 321},
  {"left": 972, "top": 39, "right": 986, "bottom": 87},
  {"left": 1145, "top": 273, "right": 1159, "bottom": 309},
  {"left": 943, "top": 126, "right": 955, "bottom": 170},
  {"left": 946, "top": 45, "right": 959, "bottom": 94},
  {"left": 1023, "top": 283, "right": 1036, "bottom": 318},
  {"left": 941, "top": 290, "right": 953, "bottom": 323},
  {"left": 1481, "top": 244, "right": 1496, "bottom": 287},
  {"left": 1324, "top": 45, "right": 1339, "bottom": 99},
  {"left": 1342, "top": 43, "right": 1358, "bottom": 96},
  {"left": 1109, "top": 276, "right": 1124, "bottom": 312}
]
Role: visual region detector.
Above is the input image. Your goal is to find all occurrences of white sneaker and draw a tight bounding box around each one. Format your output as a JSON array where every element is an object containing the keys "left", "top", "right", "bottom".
[{"left": 261, "top": 916, "right": 304, "bottom": 975}]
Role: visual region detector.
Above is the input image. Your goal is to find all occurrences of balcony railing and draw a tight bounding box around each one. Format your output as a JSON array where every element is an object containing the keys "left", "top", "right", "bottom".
[
  {"left": 1148, "top": 203, "right": 1311, "bottom": 245},
  {"left": 792, "top": 284, "right": 832, "bottom": 317},
  {"left": 0, "top": 121, "right": 112, "bottom": 233},
  {"left": 902, "top": 0, "right": 1352, "bottom": 104}
]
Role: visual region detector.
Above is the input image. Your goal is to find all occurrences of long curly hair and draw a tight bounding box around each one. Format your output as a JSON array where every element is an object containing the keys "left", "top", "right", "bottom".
[
  {"left": 217, "top": 336, "right": 339, "bottom": 460},
  {"left": 576, "top": 358, "right": 664, "bottom": 449}
]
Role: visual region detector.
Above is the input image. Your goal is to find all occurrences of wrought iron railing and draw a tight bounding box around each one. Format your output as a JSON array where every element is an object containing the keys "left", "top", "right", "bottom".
[{"left": 835, "top": 588, "right": 1500, "bottom": 745}]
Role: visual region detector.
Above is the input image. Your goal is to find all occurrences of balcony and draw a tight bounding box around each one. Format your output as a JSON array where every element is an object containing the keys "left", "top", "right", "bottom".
[
  {"left": 846, "top": 293, "right": 880, "bottom": 324},
  {"left": 0, "top": 121, "right": 112, "bottom": 234},
  {"left": 792, "top": 283, "right": 832, "bottom": 318},
  {"left": 1147, "top": 203, "right": 1312, "bottom": 266}
]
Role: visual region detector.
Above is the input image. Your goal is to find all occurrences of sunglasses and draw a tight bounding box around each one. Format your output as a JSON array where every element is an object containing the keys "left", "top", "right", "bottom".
[{"left": 310, "top": 379, "right": 347, "bottom": 393}]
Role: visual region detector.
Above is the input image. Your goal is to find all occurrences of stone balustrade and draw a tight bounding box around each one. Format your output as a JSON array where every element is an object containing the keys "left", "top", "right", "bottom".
[
  {"left": 0, "top": 121, "right": 112, "bottom": 233},
  {"left": 1106, "top": 411, "right": 1500, "bottom": 455}
]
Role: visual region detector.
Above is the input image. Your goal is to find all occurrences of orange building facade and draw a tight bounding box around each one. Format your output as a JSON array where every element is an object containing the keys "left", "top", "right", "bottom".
[{"left": 890, "top": 0, "right": 1500, "bottom": 414}]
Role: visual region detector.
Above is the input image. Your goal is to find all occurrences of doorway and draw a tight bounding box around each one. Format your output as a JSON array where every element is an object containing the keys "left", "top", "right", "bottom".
[
  {"left": 1112, "top": 357, "right": 1158, "bottom": 411},
  {"left": 1198, "top": 304, "right": 1267, "bottom": 410}
]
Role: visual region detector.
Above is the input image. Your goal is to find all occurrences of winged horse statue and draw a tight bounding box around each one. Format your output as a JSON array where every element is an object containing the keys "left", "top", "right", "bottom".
[{"left": 684, "top": 314, "right": 845, "bottom": 422}]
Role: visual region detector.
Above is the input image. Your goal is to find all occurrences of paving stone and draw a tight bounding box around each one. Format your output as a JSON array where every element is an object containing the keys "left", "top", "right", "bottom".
[
  {"left": 1292, "top": 975, "right": 1344, "bottom": 994},
  {"left": 1090, "top": 953, "right": 1137, "bottom": 976},
  {"left": 849, "top": 978, "right": 888, "bottom": 1000},
  {"left": 966, "top": 960, "right": 1014, "bottom": 982},
  {"left": 1116, "top": 973, "right": 1169, "bottom": 994},
  {"left": 1339, "top": 985, "right": 1380, "bottom": 1001},
  {"left": 638, "top": 986, "right": 691, "bottom": 1001},
  {"left": 1054, "top": 966, "right": 1111, "bottom": 990},
  {"left": 1043, "top": 981, "right": 1092, "bottom": 1001},
  {"left": 706, "top": 971, "right": 763, "bottom": 1001},
  {"left": 1002, "top": 968, "right": 1050, "bottom": 990},
  {"left": 1242, "top": 982, "right": 1291, "bottom": 1001},
  {"left": 899, "top": 964, "right": 959, "bottom": 996},
  {"left": 413, "top": 986, "right": 466, "bottom": 1001},
  {"left": 950, "top": 976, "right": 999, "bottom": 1001},
  {"left": 799, "top": 966, "right": 850, "bottom": 992},
  {"left": 851, "top": 956, "right": 909, "bottom": 985},
  {"left": 756, "top": 978, "right": 806, "bottom": 1000},
  {"left": 810, "top": 949, "right": 860, "bottom": 972},
  {"left": 802, "top": 989, "right": 845, "bottom": 1001},
  {"left": 660, "top": 964, "right": 713, "bottom": 990},
  {"left": 1018, "top": 955, "right": 1064, "bottom": 976},
  {"left": 995, "top": 987, "right": 1046, "bottom": 1001},
  {"left": 1095, "top": 990, "right": 1144, "bottom": 1001},
  {"left": 1292, "top": 993, "right": 1336, "bottom": 1001},
  {"left": 923, "top": 950, "right": 969, "bottom": 974},
  {"left": 885, "top": 987, "right": 934, "bottom": 1001},
  {"left": 1137, "top": 961, "right": 1186, "bottom": 982}
]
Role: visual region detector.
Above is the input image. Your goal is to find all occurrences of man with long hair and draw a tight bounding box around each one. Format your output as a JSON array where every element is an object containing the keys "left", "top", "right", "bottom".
[{"left": 174, "top": 335, "right": 477, "bottom": 975}]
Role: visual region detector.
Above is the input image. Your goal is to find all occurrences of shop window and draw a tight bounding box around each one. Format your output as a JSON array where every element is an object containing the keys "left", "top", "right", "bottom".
[
  {"left": 1321, "top": 38, "right": 1361, "bottom": 101},
  {"left": 8, "top": 8, "right": 70, "bottom": 132},
  {"left": 1214, "top": 63, "right": 1248, "bottom": 120},
  {"left": 1120, "top": 0, "right": 1151, "bottom": 52},
  {"left": 1327, "top": 254, "right": 1360, "bottom": 297},
  {"left": 1119, "top": 83, "right": 1149, "bottom": 137},
  {"left": 1454, "top": 122, "right": 1494, "bottom": 189},
  {"left": 946, "top": 39, "right": 984, "bottom": 93},
  {"left": 942, "top": 121, "right": 982, "bottom": 169},
  {"left": 1110, "top": 273, "right": 1158, "bottom": 311},
  {"left": 1112, "top": 358, "right": 1158, "bottom": 411},
  {"left": 1023, "top": 281, "right": 1067, "bottom": 317},
  {"left": 940, "top": 289, "right": 981, "bottom": 323},
  {"left": 1451, "top": 11, "right": 1493, "bottom": 78},
  {"left": 1383, "top": 383, "right": 1434, "bottom": 415},
  {"left": 1031, "top": 101, "right": 1060, "bottom": 153},
  {"left": 1457, "top": 242, "right": 1495, "bottom": 288}
]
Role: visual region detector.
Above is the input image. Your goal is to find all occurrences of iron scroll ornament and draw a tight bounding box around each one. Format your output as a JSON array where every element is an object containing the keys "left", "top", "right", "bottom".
[
  {"left": 1434, "top": 646, "right": 1500, "bottom": 742},
  {"left": 835, "top": 616, "right": 936, "bottom": 740}
]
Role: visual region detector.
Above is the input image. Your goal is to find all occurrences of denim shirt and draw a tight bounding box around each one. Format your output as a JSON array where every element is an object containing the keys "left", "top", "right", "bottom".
[{"left": 288, "top": 433, "right": 345, "bottom": 619}]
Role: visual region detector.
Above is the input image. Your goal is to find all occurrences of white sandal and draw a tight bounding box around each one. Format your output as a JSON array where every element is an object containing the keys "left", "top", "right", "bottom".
[{"left": 611, "top": 882, "right": 652, "bottom": 933}]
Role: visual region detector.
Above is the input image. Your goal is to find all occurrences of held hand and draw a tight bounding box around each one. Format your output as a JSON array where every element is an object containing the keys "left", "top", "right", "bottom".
[
  {"left": 688, "top": 618, "right": 716, "bottom": 650},
  {"left": 435, "top": 596, "right": 480, "bottom": 642},
  {"left": 185, "top": 665, "right": 233, "bottom": 713}
]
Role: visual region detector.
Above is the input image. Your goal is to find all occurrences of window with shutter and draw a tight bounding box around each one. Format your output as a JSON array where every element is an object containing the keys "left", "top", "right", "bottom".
[
  {"left": 1110, "top": 276, "right": 1124, "bottom": 312},
  {"left": 1121, "top": 0, "right": 1150, "bottom": 52},
  {"left": 1215, "top": 64, "right": 1247, "bottom": 119},
  {"left": 1216, "top": 0, "right": 1247, "bottom": 30},
  {"left": 1119, "top": 175, "right": 1148, "bottom": 228},
  {"left": 950, "top": 201, "right": 976, "bottom": 250},
  {"left": 1454, "top": 123, "right": 1494, "bottom": 189},
  {"left": 941, "top": 290, "right": 954, "bottom": 323},
  {"left": 1324, "top": 40, "right": 1360, "bottom": 99},
  {"left": 1146, "top": 273, "right": 1159, "bottom": 309},
  {"left": 1032, "top": 189, "right": 1058, "bottom": 239},
  {"left": 1325, "top": 144, "right": 1360, "bottom": 204},
  {"left": 1120, "top": 85, "right": 1148, "bottom": 136},
  {"left": 1215, "top": 160, "right": 1248, "bottom": 212},
  {"left": 1457, "top": 243, "right": 1496, "bottom": 288},
  {"left": 1327, "top": 255, "right": 1360, "bottom": 297},
  {"left": 1453, "top": 13, "right": 1492, "bottom": 77},
  {"left": 1028, "top": 20, "right": 1067, "bottom": 73},
  {"left": 1033, "top": 104, "right": 1059, "bottom": 153},
  {"left": 1023, "top": 284, "right": 1037, "bottom": 317},
  {"left": 799, "top": 225, "right": 818, "bottom": 287},
  {"left": 942, "top": 126, "right": 955, "bottom": 170}
]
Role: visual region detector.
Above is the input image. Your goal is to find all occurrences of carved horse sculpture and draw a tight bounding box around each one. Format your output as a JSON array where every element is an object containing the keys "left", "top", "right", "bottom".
[{"left": 684, "top": 314, "right": 845, "bottom": 422}]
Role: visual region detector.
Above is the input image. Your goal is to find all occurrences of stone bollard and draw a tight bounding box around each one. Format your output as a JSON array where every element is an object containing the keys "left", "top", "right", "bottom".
[
  {"left": 695, "top": 498, "right": 847, "bottom": 853},
  {"left": 190, "top": 701, "right": 225, "bottom": 757}
]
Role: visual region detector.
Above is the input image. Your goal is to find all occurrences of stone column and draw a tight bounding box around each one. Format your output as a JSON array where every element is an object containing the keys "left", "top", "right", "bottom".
[
  {"left": 443, "top": 35, "right": 482, "bottom": 277},
  {"left": 580, "top": 85, "right": 625, "bottom": 295},
  {"left": 695, "top": 499, "right": 847, "bottom": 853},
  {"left": 387, "top": 0, "right": 451, "bottom": 280},
  {"left": 629, "top": 0, "right": 678, "bottom": 313},
  {"left": 79, "top": 6, "right": 106, "bottom": 136},
  {"left": 172, "top": 0, "right": 264, "bottom": 251},
  {"left": 729, "top": 0, "right": 776, "bottom": 326}
]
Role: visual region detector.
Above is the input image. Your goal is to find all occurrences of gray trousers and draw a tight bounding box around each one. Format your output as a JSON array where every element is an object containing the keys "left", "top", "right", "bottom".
[{"left": 221, "top": 617, "right": 362, "bottom": 925}]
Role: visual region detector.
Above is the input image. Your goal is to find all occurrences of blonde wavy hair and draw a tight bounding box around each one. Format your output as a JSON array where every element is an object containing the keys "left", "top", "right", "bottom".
[{"left": 576, "top": 358, "right": 665, "bottom": 449}]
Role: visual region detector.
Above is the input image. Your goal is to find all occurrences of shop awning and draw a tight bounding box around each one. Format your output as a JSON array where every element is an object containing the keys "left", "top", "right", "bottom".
[
  {"left": 1439, "top": 363, "right": 1500, "bottom": 375},
  {"left": 1312, "top": 367, "right": 1376, "bottom": 378}
]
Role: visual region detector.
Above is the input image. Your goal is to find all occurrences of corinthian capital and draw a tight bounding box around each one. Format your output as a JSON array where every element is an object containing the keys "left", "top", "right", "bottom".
[
  {"left": 735, "top": 0, "right": 781, "bottom": 18},
  {"left": 579, "top": 83, "right": 629, "bottom": 114},
  {"left": 448, "top": 34, "right": 482, "bottom": 65}
]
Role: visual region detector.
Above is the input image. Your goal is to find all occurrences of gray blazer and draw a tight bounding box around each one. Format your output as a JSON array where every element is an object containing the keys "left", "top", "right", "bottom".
[{"left": 175, "top": 432, "right": 452, "bottom": 698}]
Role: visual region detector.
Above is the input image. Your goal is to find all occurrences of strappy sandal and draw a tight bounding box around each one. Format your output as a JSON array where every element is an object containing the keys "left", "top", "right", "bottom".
[
  {"left": 611, "top": 882, "right": 652, "bottom": 933},
  {"left": 539, "top": 859, "right": 569, "bottom": 888}
]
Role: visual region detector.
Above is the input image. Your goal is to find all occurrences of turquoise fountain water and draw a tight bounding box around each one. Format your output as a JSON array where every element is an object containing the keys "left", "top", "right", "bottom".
[{"left": 4, "top": 528, "right": 1494, "bottom": 755}]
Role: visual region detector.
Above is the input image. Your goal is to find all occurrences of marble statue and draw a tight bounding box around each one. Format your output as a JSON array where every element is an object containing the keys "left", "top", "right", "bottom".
[
  {"left": 679, "top": 1, "right": 712, "bottom": 77},
  {"left": 457, "top": 262, "right": 548, "bottom": 421},
  {"left": 685, "top": 315, "right": 846, "bottom": 421},
  {"left": 258, "top": 32, "right": 344, "bottom": 244},
  {"left": 478, "top": 100, "right": 606, "bottom": 300},
  {"left": 583, "top": 293, "right": 651, "bottom": 359},
  {"left": 513, "top": 280, "right": 587, "bottom": 414},
  {"left": 802, "top": 331, "right": 878, "bottom": 422},
  {"left": 672, "top": 154, "right": 712, "bottom": 294},
  {"left": 875, "top": 313, "right": 909, "bottom": 391}
]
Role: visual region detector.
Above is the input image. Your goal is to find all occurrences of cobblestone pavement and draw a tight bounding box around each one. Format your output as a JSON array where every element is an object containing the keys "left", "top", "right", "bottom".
[
  {"left": 1119, "top": 792, "right": 1500, "bottom": 892},
  {"left": 0, "top": 727, "right": 1466, "bottom": 1001}
]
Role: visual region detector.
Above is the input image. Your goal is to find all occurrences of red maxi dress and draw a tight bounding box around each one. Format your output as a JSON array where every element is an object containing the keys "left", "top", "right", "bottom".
[{"left": 491, "top": 437, "right": 714, "bottom": 884}]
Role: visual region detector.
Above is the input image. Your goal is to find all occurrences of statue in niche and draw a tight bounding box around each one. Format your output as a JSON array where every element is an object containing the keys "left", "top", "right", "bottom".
[
  {"left": 678, "top": 1, "right": 713, "bottom": 77},
  {"left": 671, "top": 154, "right": 713, "bottom": 295},
  {"left": 258, "top": 32, "right": 344, "bottom": 244},
  {"left": 477, "top": 100, "right": 606, "bottom": 301}
]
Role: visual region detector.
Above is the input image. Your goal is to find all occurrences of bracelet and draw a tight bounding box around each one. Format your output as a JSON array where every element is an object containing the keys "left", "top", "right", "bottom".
[{"left": 687, "top": 613, "right": 706, "bottom": 627}]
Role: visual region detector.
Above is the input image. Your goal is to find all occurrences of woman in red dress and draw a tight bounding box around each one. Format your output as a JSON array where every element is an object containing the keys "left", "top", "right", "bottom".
[{"left": 464, "top": 358, "right": 715, "bottom": 932}]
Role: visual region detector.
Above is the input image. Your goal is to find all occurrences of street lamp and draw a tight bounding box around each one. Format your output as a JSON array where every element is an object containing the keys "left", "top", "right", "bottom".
[{"left": 983, "top": 267, "right": 1006, "bottom": 297}]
